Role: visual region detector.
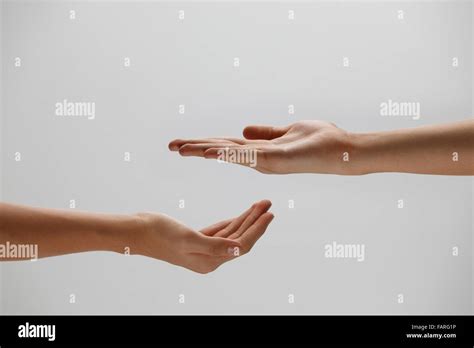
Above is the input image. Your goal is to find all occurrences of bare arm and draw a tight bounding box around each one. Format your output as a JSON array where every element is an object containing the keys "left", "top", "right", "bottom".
[
  {"left": 170, "top": 119, "right": 474, "bottom": 175},
  {"left": 0, "top": 201, "right": 274, "bottom": 274},
  {"left": 351, "top": 119, "right": 474, "bottom": 175},
  {"left": 0, "top": 202, "right": 140, "bottom": 259}
]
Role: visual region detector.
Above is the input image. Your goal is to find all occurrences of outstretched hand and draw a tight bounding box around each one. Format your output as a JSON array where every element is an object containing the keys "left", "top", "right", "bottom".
[
  {"left": 169, "top": 121, "right": 353, "bottom": 174},
  {"left": 136, "top": 200, "right": 274, "bottom": 273}
]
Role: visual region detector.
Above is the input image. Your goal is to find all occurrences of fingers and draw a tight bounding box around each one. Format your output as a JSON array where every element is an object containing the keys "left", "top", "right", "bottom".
[
  {"left": 237, "top": 212, "right": 274, "bottom": 253},
  {"left": 200, "top": 218, "right": 233, "bottom": 236},
  {"left": 174, "top": 142, "right": 269, "bottom": 159},
  {"left": 227, "top": 200, "right": 272, "bottom": 239},
  {"left": 179, "top": 143, "right": 226, "bottom": 157},
  {"left": 202, "top": 145, "right": 258, "bottom": 164},
  {"left": 213, "top": 200, "right": 271, "bottom": 238},
  {"left": 169, "top": 138, "right": 222, "bottom": 151},
  {"left": 203, "top": 146, "right": 277, "bottom": 172},
  {"left": 189, "top": 234, "right": 242, "bottom": 257},
  {"left": 243, "top": 125, "right": 290, "bottom": 140},
  {"left": 212, "top": 203, "right": 256, "bottom": 238},
  {"left": 203, "top": 147, "right": 239, "bottom": 159},
  {"left": 178, "top": 143, "right": 254, "bottom": 157},
  {"left": 169, "top": 138, "right": 247, "bottom": 151},
  {"left": 187, "top": 202, "right": 274, "bottom": 274}
]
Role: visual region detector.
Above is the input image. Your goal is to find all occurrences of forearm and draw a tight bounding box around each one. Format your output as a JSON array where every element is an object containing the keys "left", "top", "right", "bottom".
[
  {"left": 349, "top": 120, "right": 474, "bottom": 175},
  {"left": 0, "top": 203, "right": 142, "bottom": 260}
]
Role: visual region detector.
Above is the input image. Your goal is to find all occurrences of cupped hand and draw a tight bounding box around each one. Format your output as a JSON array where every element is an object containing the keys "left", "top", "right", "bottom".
[
  {"left": 135, "top": 200, "right": 274, "bottom": 274},
  {"left": 169, "top": 121, "right": 354, "bottom": 174}
]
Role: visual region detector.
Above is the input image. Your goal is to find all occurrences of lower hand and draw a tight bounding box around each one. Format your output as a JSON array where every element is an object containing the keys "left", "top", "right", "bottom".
[{"left": 134, "top": 200, "right": 274, "bottom": 273}]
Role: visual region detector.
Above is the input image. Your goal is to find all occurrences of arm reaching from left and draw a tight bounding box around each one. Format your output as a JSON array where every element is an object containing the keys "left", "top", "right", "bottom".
[{"left": 0, "top": 200, "right": 274, "bottom": 274}]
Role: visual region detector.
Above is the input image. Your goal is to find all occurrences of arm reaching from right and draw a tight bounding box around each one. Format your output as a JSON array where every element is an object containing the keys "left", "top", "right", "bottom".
[{"left": 169, "top": 119, "right": 474, "bottom": 175}]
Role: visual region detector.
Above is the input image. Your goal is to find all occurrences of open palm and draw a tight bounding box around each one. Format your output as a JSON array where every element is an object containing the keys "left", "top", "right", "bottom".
[
  {"left": 137, "top": 200, "right": 274, "bottom": 274},
  {"left": 169, "top": 121, "right": 352, "bottom": 174}
]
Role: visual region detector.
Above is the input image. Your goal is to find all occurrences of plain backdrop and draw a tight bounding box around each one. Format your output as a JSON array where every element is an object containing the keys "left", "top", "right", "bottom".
[{"left": 0, "top": 0, "right": 473, "bottom": 314}]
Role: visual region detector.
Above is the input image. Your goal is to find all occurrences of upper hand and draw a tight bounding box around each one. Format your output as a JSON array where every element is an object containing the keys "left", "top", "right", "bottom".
[{"left": 169, "top": 121, "right": 354, "bottom": 174}]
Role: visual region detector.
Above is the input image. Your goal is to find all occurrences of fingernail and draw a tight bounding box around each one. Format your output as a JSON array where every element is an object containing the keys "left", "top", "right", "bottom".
[{"left": 227, "top": 246, "right": 240, "bottom": 256}]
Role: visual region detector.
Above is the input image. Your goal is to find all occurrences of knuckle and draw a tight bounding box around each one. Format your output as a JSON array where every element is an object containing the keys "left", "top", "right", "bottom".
[{"left": 178, "top": 145, "right": 189, "bottom": 154}]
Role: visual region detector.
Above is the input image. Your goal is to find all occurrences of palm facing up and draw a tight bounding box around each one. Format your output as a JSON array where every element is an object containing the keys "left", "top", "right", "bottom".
[
  {"left": 137, "top": 200, "right": 274, "bottom": 274},
  {"left": 169, "top": 121, "right": 352, "bottom": 174}
]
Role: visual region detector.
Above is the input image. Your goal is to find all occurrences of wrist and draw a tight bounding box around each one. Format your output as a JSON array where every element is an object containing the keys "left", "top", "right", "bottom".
[
  {"left": 348, "top": 130, "right": 400, "bottom": 175},
  {"left": 98, "top": 214, "right": 144, "bottom": 255},
  {"left": 132, "top": 212, "right": 168, "bottom": 258},
  {"left": 344, "top": 132, "right": 379, "bottom": 175}
]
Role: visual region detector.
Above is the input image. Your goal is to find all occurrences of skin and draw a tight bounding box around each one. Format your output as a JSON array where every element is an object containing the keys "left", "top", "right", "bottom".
[
  {"left": 169, "top": 119, "right": 474, "bottom": 175},
  {"left": 0, "top": 200, "right": 274, "bottom": 274}
]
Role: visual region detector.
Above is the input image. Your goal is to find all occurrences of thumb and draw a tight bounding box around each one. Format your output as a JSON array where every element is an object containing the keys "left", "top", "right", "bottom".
[
  {"left": 190, "top": 234, "right": 242, "bottom": 257},
  {"left": 243, "top": 124, "right": 290, "bottom": 140}
]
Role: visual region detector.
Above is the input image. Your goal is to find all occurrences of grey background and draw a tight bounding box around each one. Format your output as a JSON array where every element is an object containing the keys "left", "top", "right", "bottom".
[{"left": 0, "top": 0, "right": 473, "bottom": 314}]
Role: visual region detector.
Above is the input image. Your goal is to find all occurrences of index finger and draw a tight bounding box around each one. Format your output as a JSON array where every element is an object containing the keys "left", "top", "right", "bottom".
[{"left": 168, "top": 138, "right": 247, "bottom": 151}]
